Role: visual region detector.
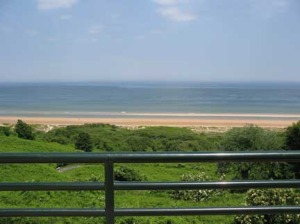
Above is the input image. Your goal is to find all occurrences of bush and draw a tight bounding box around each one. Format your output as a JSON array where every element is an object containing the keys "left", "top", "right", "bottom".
[
  {"left": 114, "top": 166, "right": 146, "bottom": 181},
  {"left": 221, "top": 125, "right": 283, "bottom": 152},
  {"left": 286, "top": 121, "right": 300, "bottom": 178},
  {"left": 126, "top": 136, "right": 153, "bottom": 151},
  {"left": 286, "top": 121, "right": 300, "bottom": 151},
  {"left": 234, "top": 189, "right": 300, "bottom": 224},
  {"left": 170, "top": 172, "right": 223, "bottom": 202},
  {"left": 75, "top": 132, "right": 93, "bottom": 152},
  {"left": 15, "top": 120, "right": 34, "bottom": 140},
  {"left": 0, "top": 126, "right": 11, "bottom": 136},
  {"left": 218, "top": 125, "right": 292, "bottom": 180}
]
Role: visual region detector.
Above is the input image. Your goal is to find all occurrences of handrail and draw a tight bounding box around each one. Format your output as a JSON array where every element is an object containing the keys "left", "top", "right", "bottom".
[
  {"left": 1, "top": 180, "right": 300, "bottom": 191},
  {"left": 1, "top": 151, "right": 300, "bottom": 223},
  {"left": 1, "top": 151, "right": 300, "bottom": 163}
]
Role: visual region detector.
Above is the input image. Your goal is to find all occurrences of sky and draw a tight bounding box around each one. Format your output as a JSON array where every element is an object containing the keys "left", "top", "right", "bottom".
[{"left": 0, "top": 0, "right": 299, "bottom": 82}]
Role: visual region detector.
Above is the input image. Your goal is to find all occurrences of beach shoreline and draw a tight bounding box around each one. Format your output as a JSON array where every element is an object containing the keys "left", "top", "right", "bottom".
[{"left": 0, "top": 115, "right": 298, "bottom": 129}]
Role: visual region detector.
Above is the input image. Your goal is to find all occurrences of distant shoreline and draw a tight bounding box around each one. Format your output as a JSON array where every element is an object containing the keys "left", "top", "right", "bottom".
[{"left": 0, "top": 115, "right": 298, "bottom": 128}]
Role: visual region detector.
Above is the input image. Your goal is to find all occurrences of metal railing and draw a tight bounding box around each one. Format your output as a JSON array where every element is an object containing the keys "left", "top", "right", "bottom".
[{"left": 1, "top": 151, "right": 300, "bottom": 223}]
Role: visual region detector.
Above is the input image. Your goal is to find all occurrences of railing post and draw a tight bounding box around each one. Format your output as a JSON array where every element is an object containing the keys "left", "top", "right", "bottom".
[{"left": 105, "top": 160, "right": 115, "bottom": 224}]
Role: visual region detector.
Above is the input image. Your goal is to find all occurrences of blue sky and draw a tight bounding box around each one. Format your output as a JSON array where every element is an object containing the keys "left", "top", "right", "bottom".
[{"left": 0, "top": 0, "right": 299, "bottom": 82}]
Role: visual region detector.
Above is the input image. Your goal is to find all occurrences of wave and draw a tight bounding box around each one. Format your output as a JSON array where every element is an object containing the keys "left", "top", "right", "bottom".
[{"left": 0, "top": 110, "right": 300, "bottom": 119}]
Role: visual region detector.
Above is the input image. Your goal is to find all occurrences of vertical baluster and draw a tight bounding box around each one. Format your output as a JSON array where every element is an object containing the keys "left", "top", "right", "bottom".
[{"left": 105, "top": 160, "right": 115, "bottom": 224}]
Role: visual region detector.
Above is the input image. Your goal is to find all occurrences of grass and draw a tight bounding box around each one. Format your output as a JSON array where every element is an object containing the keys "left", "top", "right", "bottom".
[
  {"left": 0, "top": 128, "right": 244, "bottom": 224},
  {"left": 0, "top": 136, "right": 75, "bottom": 153}
]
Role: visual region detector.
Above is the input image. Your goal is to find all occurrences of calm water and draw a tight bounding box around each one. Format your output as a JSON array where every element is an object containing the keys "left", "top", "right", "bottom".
[{"left": 0, "top": 82, "right": 300, "bottom": 118}]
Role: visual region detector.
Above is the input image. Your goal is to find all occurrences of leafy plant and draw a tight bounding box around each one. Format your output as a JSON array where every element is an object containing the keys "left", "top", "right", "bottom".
[
  {"left": 75, "top": 132, "right": 93, "bottom": 152},
  {"left": 170, "top": 172, "right": 223, "bottom": 202},
  {"left": 218, "top": 125, "right": 292, "bottom": 180},
  {"left": 0, "top": 126, "right": 11, "bottom": 136},
  {"left": 234, "top": 189, "right": 300, "bottom": 224},
  {"left": 286, "top": 121, "right": 300, "bottom": 151},
  {"left": 15, "top": 120, "right": 35, "bottom": 140},
  {"left": 114, "top": 166, "right": 146, "bottom": 181},
  {"left": 285, "top": 121, "right": 300, "bottom": 178}
]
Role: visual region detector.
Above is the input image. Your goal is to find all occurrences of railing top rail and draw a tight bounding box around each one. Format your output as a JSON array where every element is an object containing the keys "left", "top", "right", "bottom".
[
  {"left": 2, "top": 180, "right": 300, "bottom": 191},
  {"left": 0, "top": 151, "right": 300, "bottom": 163}
]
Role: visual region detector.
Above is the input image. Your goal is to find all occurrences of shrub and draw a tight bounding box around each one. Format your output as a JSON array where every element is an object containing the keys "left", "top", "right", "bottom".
[
  {"left": 75, "top": 132, "right": 93, "bottom": 152},
  {"left": 15, "top": 120, "right": 35, "bottom": 140},
  {"left": 218, "top": 125, "right": 292, "bottom": 180},
  {"left": 286, "top": 121, "right": 300, "bottom": 151},
  {"left": 0, "top": 126, "right": 11, "bottom": 136},
  {"left": 114, "top": 166, "right": 146, "bottom": 181},
  {"left": 126, "top": 136, "right": 153, "bottom": 151},
  {"left": 221, "top": 125, "right": 283, "bottom": 152},
  {"left": 286, "top": 121, "right": 300, "bottom": 178},
  {"left": 234, "top": 189, "right": 300, "bottom": 224},
  {"left": 170, "top": 172, "right": 223, "bottom": 202}
]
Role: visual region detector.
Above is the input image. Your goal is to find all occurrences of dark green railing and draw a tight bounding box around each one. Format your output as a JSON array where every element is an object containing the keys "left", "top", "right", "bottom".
[{"left": 1, "top": 151, "right": 300, "bottom": 223}]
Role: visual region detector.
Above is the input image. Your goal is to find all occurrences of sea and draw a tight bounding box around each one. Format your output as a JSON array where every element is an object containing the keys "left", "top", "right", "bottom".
[{"left": 0, "top": 81, "right": 300, "bottom": 119}]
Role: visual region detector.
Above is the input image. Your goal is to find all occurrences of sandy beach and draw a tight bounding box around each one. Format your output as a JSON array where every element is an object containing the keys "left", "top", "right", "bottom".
[{"left": 0, "top": 115, "right": 298, "bottom": 129}]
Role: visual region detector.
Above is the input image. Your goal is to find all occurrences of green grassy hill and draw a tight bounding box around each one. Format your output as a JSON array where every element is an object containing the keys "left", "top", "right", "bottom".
[
  {"left": 2, "top": 123, "right": 295, "bottom": 224},
  {"left": 0, "top": 132, "right": 243, "bottom": 224}
]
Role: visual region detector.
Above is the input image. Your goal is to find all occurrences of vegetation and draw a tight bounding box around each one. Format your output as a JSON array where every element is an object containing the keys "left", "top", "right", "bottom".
[
  {"left": 171, "top": 172, "right": 223, "bottom": 202},
  {"left": 75, "top": 132, "right": 93, "bottom": 152},
  {"left": 218, "top": 125, "right": 293, "bottom": 180},
  {"left": 0, "top": 120, "right": 299, "bottom": 223},
  {"left": 0, "top": 126, "right": 11, "bottom": 136},
  {"left": 40, "top": 124, "right": 220, "bottom": 152},
  {"left": 234, "top": 189, "right": 300, "bottom": 224},
  {"left": 114, "top": 166, "right": 146, "bottom": 181},
  {"left": 15, "top": 119, "right": 35, "bottom": 140},
  {"left": 286, "top": 121, "right": 300, "bottom": 178},
  {"left": 286, "top": 121, "right": 300, "bottom": 151}
]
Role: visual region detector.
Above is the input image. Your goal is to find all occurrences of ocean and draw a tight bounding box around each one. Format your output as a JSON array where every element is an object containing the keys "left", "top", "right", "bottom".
[{"left": 0, "top": 82, "right": 300, "bottom": 119}]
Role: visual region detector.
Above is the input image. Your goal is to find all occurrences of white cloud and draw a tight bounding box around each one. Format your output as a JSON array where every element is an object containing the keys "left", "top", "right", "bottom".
[
  {"left": 153, "top": 0, "right": 197, "bottom": 22},
  {"left": 88, "top": 25, "right": 103, "bottom": 34},
  {"left": 157, "top": 7, "right": 196, "bottom": 21},
  {"left": 37, "top": 0, "right": 78, "bottom": 10},
  {"left": 153, "top": 0, "right": 185, "bottom": 5}
]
